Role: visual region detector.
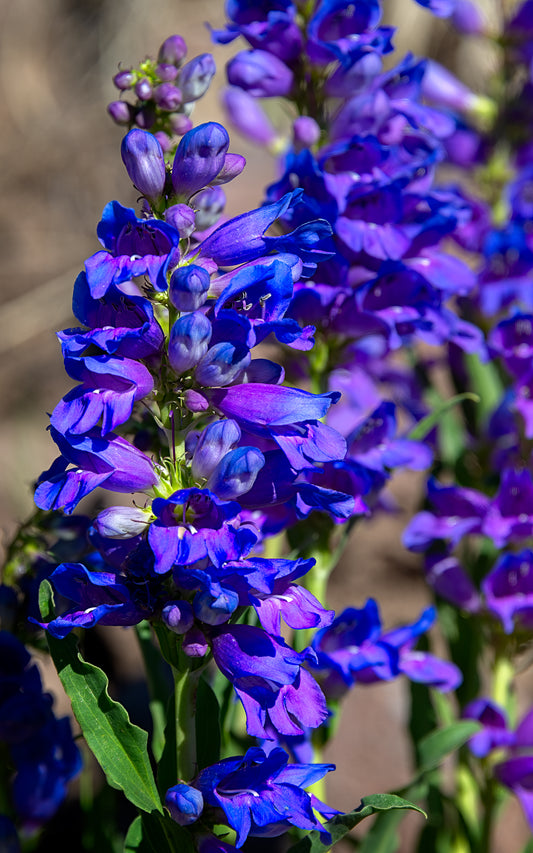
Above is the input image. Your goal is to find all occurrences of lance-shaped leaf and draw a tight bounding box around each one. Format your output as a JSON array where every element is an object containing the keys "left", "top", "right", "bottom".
[
  {"left": 286, "top": 794, "right": 426, "bottom": 852},
  {"left": 40, "top": 580, "right": 162, "bottom": 815},
  {"left": 417, "top": 721, "right": 482, "bottom": 773}
]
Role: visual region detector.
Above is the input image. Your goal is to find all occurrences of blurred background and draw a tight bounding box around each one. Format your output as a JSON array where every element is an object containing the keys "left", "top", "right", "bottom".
[{"left": 0, "top": 0, "right": 527, "bottom": 849}]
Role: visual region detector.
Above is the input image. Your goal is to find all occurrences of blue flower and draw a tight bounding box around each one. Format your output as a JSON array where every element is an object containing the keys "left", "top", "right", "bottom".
[{"left": 174, "top": 746, "right": 337, "bottom": 848}]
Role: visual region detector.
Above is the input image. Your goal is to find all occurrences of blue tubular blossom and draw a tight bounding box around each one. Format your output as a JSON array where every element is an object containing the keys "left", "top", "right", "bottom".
[
  {"left": 168, "top": 311, "right": 213, "bottom": 374},
  {"left": 177, "top": 747, "right": 337, "bottom": 847},
  {"left": 172, "top": 122, "right": 230, "bottom": 195},
  {"left": 120, "top": 129, "right": 166, "bottom": 202},
  {"left": 206, "top": 446, "right": 265, "bottom": 500}
]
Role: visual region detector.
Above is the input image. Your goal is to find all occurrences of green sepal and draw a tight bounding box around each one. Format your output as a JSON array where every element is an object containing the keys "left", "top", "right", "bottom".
[
  {"left": 39, "top": 582, "right": 162, "bottom": 816},
  {"left": 417, "top": 721, "right": 481, "bottom": 774},
  {"left": 286, "top": 794, "right": 426, "bottom": 853},
  {"left": 124, "top": 812, "right": 195, "bottom": 853}
]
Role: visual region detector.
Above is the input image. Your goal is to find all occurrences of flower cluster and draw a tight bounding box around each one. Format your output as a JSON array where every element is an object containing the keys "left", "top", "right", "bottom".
[{"left": 108, "top": 35, "right": 216, "bottom": 151}]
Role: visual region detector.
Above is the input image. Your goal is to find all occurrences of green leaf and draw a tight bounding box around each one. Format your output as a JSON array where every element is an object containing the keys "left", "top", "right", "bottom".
[
  {"left": 45, "top": 626, "right": 162, "bottom": 815},
  {"left": 408, "top": 393, "right": 480, "bottom": 442},
  {"left": 418, "top": 722, "right": 481, "bottom": 774},
  {"left": 39, "top": 578, "right": 55, "bottom": 622},
  {"left": 196, "top": 676, "right": 221, "bottom": 770},
  {"left": 124, "top": 813, "right": 195, "bottom": 853},
  {"left": 286, "top": 794, "right": 426, "bottom": 853}
]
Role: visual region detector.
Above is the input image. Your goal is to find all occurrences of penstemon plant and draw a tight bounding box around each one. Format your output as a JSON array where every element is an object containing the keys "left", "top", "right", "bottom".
[{"left": 4, "top": 0, "right": 533, "bottom": 851}]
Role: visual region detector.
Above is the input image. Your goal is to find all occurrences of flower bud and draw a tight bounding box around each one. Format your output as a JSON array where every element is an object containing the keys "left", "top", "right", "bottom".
[
  {"left": 154, "top": 83, "right": 182, "bottom": 111},
  {"left": 193, "top": 186, "right": 226, "bottom": 231},
  {"left": 451, "top": 0, "right": 486, "bottom": 34},
  {"left": 182, "top": 625, "right": 209, "bottom": 657},
  {"left": 135, "top": 77, "right": 153, "bottom": 100},
  {"left": 156, "top": 62, "right": 179, "bottom": 82},
  {"left": 113, "top": 69, "right": 134, "bottom": 90},
  {"left": 168, "top": 311, "right": 212, "bottom": 374},
  {"left": 184, "top": 389, "right": 209, "bottom": 412},
  {"left": 162, "top": 600, "right": 194, "bottom": 634},
  {"left": 191, "top": 419, "right": 241, "bottom": 480},
  {"left": 193, "top": 586, "right": 239, "bottom": 625},
  {"left": 165, "top": 203, "right": 196, "bottom": 237},
  {"left": 94, "top": 506, "right": 150, "bottom": 539},
  {"left": 178, "top": 53, "right": 216, "bottom": 102},
  {"left": 165, "top": 784, "right": 204, "bottom": 826},
  {"left": 211, "top": 153, "right": 246, "bottom": 186},
  {"left": 206, "top": 446, "right": 265, "bottom": 500},
  {"left": 154, "top": 131, "right": 172, "bottom": 153},
  {"left": 169, "top": 264, "right": 211, "bottom": 312},
  {"left": 172, "top": 122, "right": 230, "bottom": 196},
  {"left": 195, "top": 341, "right": 250, "bottom": 387},
  {"left": 227, "top": 49, "right": 293, "bottom": 97},
  {"left": 169, "top": 113, "right": 193, "bottom": 136},
  {"left": 222, "top": 87, "right": 276, "bottom": 146},
  {"left": 158, "top": 35, "right": 187, "bottom": 66},
  {"left": 121, "top": 129, "right": 166, "bottom": 201},
  {"left": 293, "top": 116, "right": 320, "bottom": 150},
  {"left": 107, "top": 100, "right": 133, "bottom": 125}
]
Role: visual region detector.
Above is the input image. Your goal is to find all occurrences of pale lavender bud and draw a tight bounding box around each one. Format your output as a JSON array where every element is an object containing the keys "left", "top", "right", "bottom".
[
  {"left": 108, "top": 100, "right": 133, "bottom": 125},
  {"left": 222, "top": 87, "right": 276, "bottom": 145},
  {"left": 154, "top": 83, "right": 182, "bottom": 111},
  {"left": 164, "top": 203, "right": 196, "bottom": 237},
  {"left": 211, "top": 153, "right": 246, "bottom": 185},
  {"left": 94, "top": 506, "right": 150, "bottom": 538},
  {"left": 158, "top": 34, "right": 187, "bottom": 66},
  {"left": 162, "top": 600, "right": 194, "bottom": 634},
  {"left": 135, "top": 77, "right": 153, "bottom": 100},
  {"left": 193, "top": 186, "right": 226, "bottom": 231},
  {"left": 154, "top": 130, "right": 172, "bottom": 153},
  {"left": 227, "top": 49, "right": 293, "bottom": 97},
  {"left": 293, "top": 116, "right": 320, "bottom": 150},
  {"left": 182, "top": 625, "right": 209, "bottom": 657},
  {"left": 178, "top": 53, "right": 216, "bottom": 102},
  {"left": 121, "top": 129, "right": 166, "bottom": 201},
  {"left": 156, "top": 62, "right": 179, "bottom": 82},
  {"left": 169, "top": 113, "right": 193, "bottom": 136},
  {"left": 191, "top": 419, "right": 241, "bottom": 480},
  {"left": 165, "top": 784, "right": 204, "bottom": 826},
  {"left": 113, "top": 69, "right": 134, "bottom": 90}
]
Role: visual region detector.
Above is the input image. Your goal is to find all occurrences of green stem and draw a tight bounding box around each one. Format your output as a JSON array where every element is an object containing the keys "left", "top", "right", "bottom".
[{"left": 173, "top": 658, "right": 202, "bottom": 782}]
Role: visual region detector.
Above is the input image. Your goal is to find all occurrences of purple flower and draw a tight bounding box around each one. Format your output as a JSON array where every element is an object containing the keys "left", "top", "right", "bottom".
[
  {"left": 211, "top": 624, "right": 328, "bottom": 738},
  {"left": 312, "top": 600, "right": 461, "bottom": 699},
  {"left": 482, "top": 550, "right": 533, "bottom": 633}
]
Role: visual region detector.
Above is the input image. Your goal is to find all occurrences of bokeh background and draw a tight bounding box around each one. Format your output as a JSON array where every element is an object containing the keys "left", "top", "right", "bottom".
[{"left": 0, "top": 0, "right": 529, "bottom": 849}]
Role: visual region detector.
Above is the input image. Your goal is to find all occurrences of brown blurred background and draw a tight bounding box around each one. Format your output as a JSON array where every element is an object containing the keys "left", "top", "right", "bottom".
[{"left": 0, "top": 0, "right": 529, "bottom": 849}]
